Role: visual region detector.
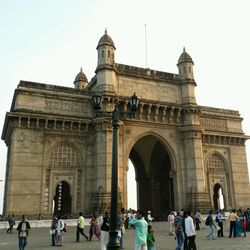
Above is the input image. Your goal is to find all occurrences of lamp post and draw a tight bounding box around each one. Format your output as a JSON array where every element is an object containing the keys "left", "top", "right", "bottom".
[{"left": 92, "top": 92, "right": 139, "bottom": 249}]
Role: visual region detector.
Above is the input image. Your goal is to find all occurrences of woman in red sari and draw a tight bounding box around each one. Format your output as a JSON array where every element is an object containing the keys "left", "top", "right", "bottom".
[{"left": 89, "top": 213, "right": 100, "bottom": 241}]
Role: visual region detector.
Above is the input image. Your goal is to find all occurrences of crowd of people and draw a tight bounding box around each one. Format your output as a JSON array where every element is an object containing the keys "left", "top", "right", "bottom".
[{"left": 2, "top": 207, "right": 250, "bottom": 250}]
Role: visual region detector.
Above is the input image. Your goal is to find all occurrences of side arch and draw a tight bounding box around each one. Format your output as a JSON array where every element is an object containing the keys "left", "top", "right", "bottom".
[{"left": 205, "top": 151, "right": 230, "bottom": 209}]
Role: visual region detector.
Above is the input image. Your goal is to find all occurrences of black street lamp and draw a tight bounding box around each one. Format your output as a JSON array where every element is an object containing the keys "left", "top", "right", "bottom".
[{"left": 92, "top": 92, "right": 139, "bottom": 249}]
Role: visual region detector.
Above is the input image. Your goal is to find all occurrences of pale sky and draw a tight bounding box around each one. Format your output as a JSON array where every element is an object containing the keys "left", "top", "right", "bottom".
[{"left": 1, "top": 0, "right": 250, "bottom": 213}]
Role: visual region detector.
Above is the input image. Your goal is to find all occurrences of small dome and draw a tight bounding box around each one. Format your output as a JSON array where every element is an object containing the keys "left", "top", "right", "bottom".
[
  {"left": 74, "top": 67, "right": 88, "bottom": 83},
  {"left": 178, "top": 47, "right": 194, "bottom": 65},
  {"left": 97, "top": 29, "right": 116, "bottom": 49}
]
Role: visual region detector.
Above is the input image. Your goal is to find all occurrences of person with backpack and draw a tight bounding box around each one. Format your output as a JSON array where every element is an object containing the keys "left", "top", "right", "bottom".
[{"left": 206, "top": 210, "right": 216, "bottom": 240}]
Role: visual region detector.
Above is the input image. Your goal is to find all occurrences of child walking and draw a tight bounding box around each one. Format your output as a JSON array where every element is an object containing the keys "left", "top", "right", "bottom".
[{"left": 147, "top": 225, "right": 156, "bottom": 250}]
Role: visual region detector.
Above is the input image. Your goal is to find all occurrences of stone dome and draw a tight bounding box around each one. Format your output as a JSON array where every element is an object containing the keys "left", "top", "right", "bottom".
[
  {"left": 74, "top": 67, "right": 88, "bottom": 83},
  {"left": 96, "top": 29, "right": 116, "bottom": 49},
  {"left": 178, "top": 47, "right": 194, "bottom": 65}
]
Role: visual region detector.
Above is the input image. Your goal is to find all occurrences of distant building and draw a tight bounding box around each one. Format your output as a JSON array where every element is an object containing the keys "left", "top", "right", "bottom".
[{"left": 2, "top": 30, "right": 250, "bottom": 219}]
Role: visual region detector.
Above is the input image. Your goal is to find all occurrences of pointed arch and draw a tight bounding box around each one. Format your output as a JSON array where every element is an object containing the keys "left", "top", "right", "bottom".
[
  {"left": 53, "top": 181, "right": 72, "bottom": 216},
  {"left": 127, "top": 133, "right": 177, "bottom": 220}
]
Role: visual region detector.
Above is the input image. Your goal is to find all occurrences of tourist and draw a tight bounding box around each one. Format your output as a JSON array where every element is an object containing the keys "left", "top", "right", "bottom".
[
  {"left": 147, "top": 211, "right": 154, "bottom": 226},
  {"left": 236, "top": 209, "right": 243, "bottom": 236},
  {"left": 6, "top": 214, "right": 15, "bottom": 234},
  {"left": 217, "top": 209, "right": 224, "bottom": 237},
  {"left": 129, "top": 209, "right": 148, "bottom": 250},
  {"left": 16, "top": 215, "right": 31, "bottom": 250},
  {"left": 118, "top": 207, "right": 126, "bottom": 248},
  {"left": 228, "top": 209, "right": 239, "bottom": 238},
  {"left": 185, "top": 210, "right": 197, "bottom": 250},
  {"left": 182, "top": 211, "right": 188, "bottom": 250},
  {"left": 206, "top": 210, "right": 216, "bottom": 240},
  {"left": 99, "top": 211, "right": 110, "bottom": 250},
  {"left": 167, "top": 211, "right": 175, "bottom": 236},
  {"left": 75, "top": 212, "right": 88, "bottom": 242},
  {"left": 194, "top": 210, "right": 201, "bottom": 230},
  {"left": 242, "top": 213, "right": 247, "bottom": 237},
  {"left": 56, "top": 215, "right": 65, "bottom": 246},
  {"left": 147, "top": 225, "right": 156, "bottom": 250},
  {"left": 50, "top": 215, "right": 58, "bottom": 246},
  {"left": 89, "top": 213, "right": 100, "bottom": 241},
  {"left": 174, "top": 211, "right": 184, "bottom": 250}
]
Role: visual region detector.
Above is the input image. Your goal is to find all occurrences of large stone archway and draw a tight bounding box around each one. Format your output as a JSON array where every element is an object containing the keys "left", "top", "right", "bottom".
[{"left": 129, "top": 135, "right": 174, "bottom": 220}]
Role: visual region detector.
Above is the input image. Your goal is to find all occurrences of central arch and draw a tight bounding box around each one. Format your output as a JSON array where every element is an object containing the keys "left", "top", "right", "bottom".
[{"left": 129, "top": 134, "right": 174, "bottom": 220}]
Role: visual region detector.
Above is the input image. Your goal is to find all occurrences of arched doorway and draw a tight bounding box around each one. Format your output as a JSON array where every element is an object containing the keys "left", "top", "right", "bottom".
[
  {"left": 213, "top": 183, "right": 224, "bottom": 210},
  {"left": 129, "top": 135, "right": 174, "bottom": 220},
  {"left": 54, "top": 181, "right": 72, "bottom": 216}
]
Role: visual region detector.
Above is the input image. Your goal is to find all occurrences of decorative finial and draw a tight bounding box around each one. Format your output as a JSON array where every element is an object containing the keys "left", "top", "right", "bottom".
[
  {"left": 183, "top": 47, "right": 186, "bottom": 52},
  {"left": 105, "top": 28, "right": 107, "bottom": 34},
  {"left": 80, "top": 67, "right": 82, "bottom": 72}
]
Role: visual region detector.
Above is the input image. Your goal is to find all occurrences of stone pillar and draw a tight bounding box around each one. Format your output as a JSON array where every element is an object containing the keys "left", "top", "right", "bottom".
[{"left": 91, "top": 120, "right": 113, "bottom": 214}]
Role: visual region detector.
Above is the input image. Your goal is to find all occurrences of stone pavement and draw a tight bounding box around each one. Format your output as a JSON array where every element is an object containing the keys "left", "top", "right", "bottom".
[{"left": 0, "top": 221, "right": 249, "bottom": 250}]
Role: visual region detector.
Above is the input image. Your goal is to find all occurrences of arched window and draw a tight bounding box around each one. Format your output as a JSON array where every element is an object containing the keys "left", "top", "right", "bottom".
[
  {"left": 49, "top": 144, "right": 80, "bottom": 167},
  {"left": 206, "top": 153, "right": 225, "bottom": 172}
]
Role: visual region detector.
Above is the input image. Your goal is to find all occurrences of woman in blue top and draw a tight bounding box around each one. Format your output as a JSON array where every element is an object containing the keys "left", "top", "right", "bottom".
[{"left": 129, "top": 209, "right": 148, "bottom": 250}]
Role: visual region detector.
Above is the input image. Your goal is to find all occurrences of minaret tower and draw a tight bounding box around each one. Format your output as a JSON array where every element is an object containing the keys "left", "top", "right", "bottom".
[
  {"left": 177, "top": 47, "right": 196, "bottom": 105},
  {"left": 95, "top": 29, "right": 117, "bottom": 94}
]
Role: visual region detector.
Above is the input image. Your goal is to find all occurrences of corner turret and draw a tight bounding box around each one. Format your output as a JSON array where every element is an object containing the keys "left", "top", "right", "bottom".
[
  {"left": 74, "top": 67, "right": 88, "bottom": 90},
  {"left": 95, "top": 29, "right": 117, "bottom": 94},
  {"left": 96, "top": 29, "right": 116, "bottom": 67},
  {"left": 177, "top": 47, "right": 196, "bottom": 105}
]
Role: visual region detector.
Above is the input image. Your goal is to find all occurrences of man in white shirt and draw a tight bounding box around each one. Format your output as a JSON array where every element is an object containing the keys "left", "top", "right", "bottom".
[{"left": 184, "top": 211, "right": 197, "bottom": 250}]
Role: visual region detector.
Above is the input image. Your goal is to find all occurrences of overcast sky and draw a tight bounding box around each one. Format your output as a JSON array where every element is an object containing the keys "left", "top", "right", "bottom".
[{"left": 1, "top": 0, "right": 250, "bottom": 213}]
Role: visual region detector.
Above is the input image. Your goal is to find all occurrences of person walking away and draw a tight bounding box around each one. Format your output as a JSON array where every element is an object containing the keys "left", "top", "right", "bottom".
[
  {"left": 50, "top": 215, "right": 58, "bottom": 246},
  {"left": 185, "top": 210, "right": 197, "bottom": 250},
  {"left": 217, "top": 209, "right": 224, "bottom": 237},
  {"left": 228, "top": 209, "right": 239, "bottom": 238},
  {"left": 89, "top": 213, "right": 100, "bottom": 241},
  {"left": 56, "top": 215, "right": 64, "bottom": 246},
  {"left": 99, "top": 212, "right": 110, "bottom": 250},
  {"left": 76, "top": 212, "right": 88, "bottom": 242},
  {"left": 7, "top": 214, "right": 15, "bottom": 234},
  {"left": 174, "top": 211, "right": 184, "bottom": 250},
  {"left": 147, "top": 225, "right": 156, "bottom": 250},
  {"left": 206, "top": 210, "right": 216, "bottom": 240},
  {"left": 129, "top": 209, "right": 148, "bottom": 250},
  {"left": 16, "top": 215, "right": 31, "bottom": 250},
  {"left": 167, "top": 211, "right": 175, "bottom": 236}
]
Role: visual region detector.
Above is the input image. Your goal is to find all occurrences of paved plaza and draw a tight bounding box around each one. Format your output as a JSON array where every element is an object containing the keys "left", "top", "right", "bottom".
[{"left": 0, "top": 221, "right": 249, "bottom": 250}]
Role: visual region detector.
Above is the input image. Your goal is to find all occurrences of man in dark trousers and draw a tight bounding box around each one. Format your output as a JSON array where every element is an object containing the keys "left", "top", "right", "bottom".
[
  {"left": 75, "top": 212, "right": 88, "bottom": 242},
  {"left": 16, "top": 215, "right": 31, "bottom": 250}
]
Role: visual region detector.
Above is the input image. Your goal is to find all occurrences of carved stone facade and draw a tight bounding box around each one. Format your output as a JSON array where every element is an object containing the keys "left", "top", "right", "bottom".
[{"left": 2, "top": 31, "right": 250, "bottom": 219}]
